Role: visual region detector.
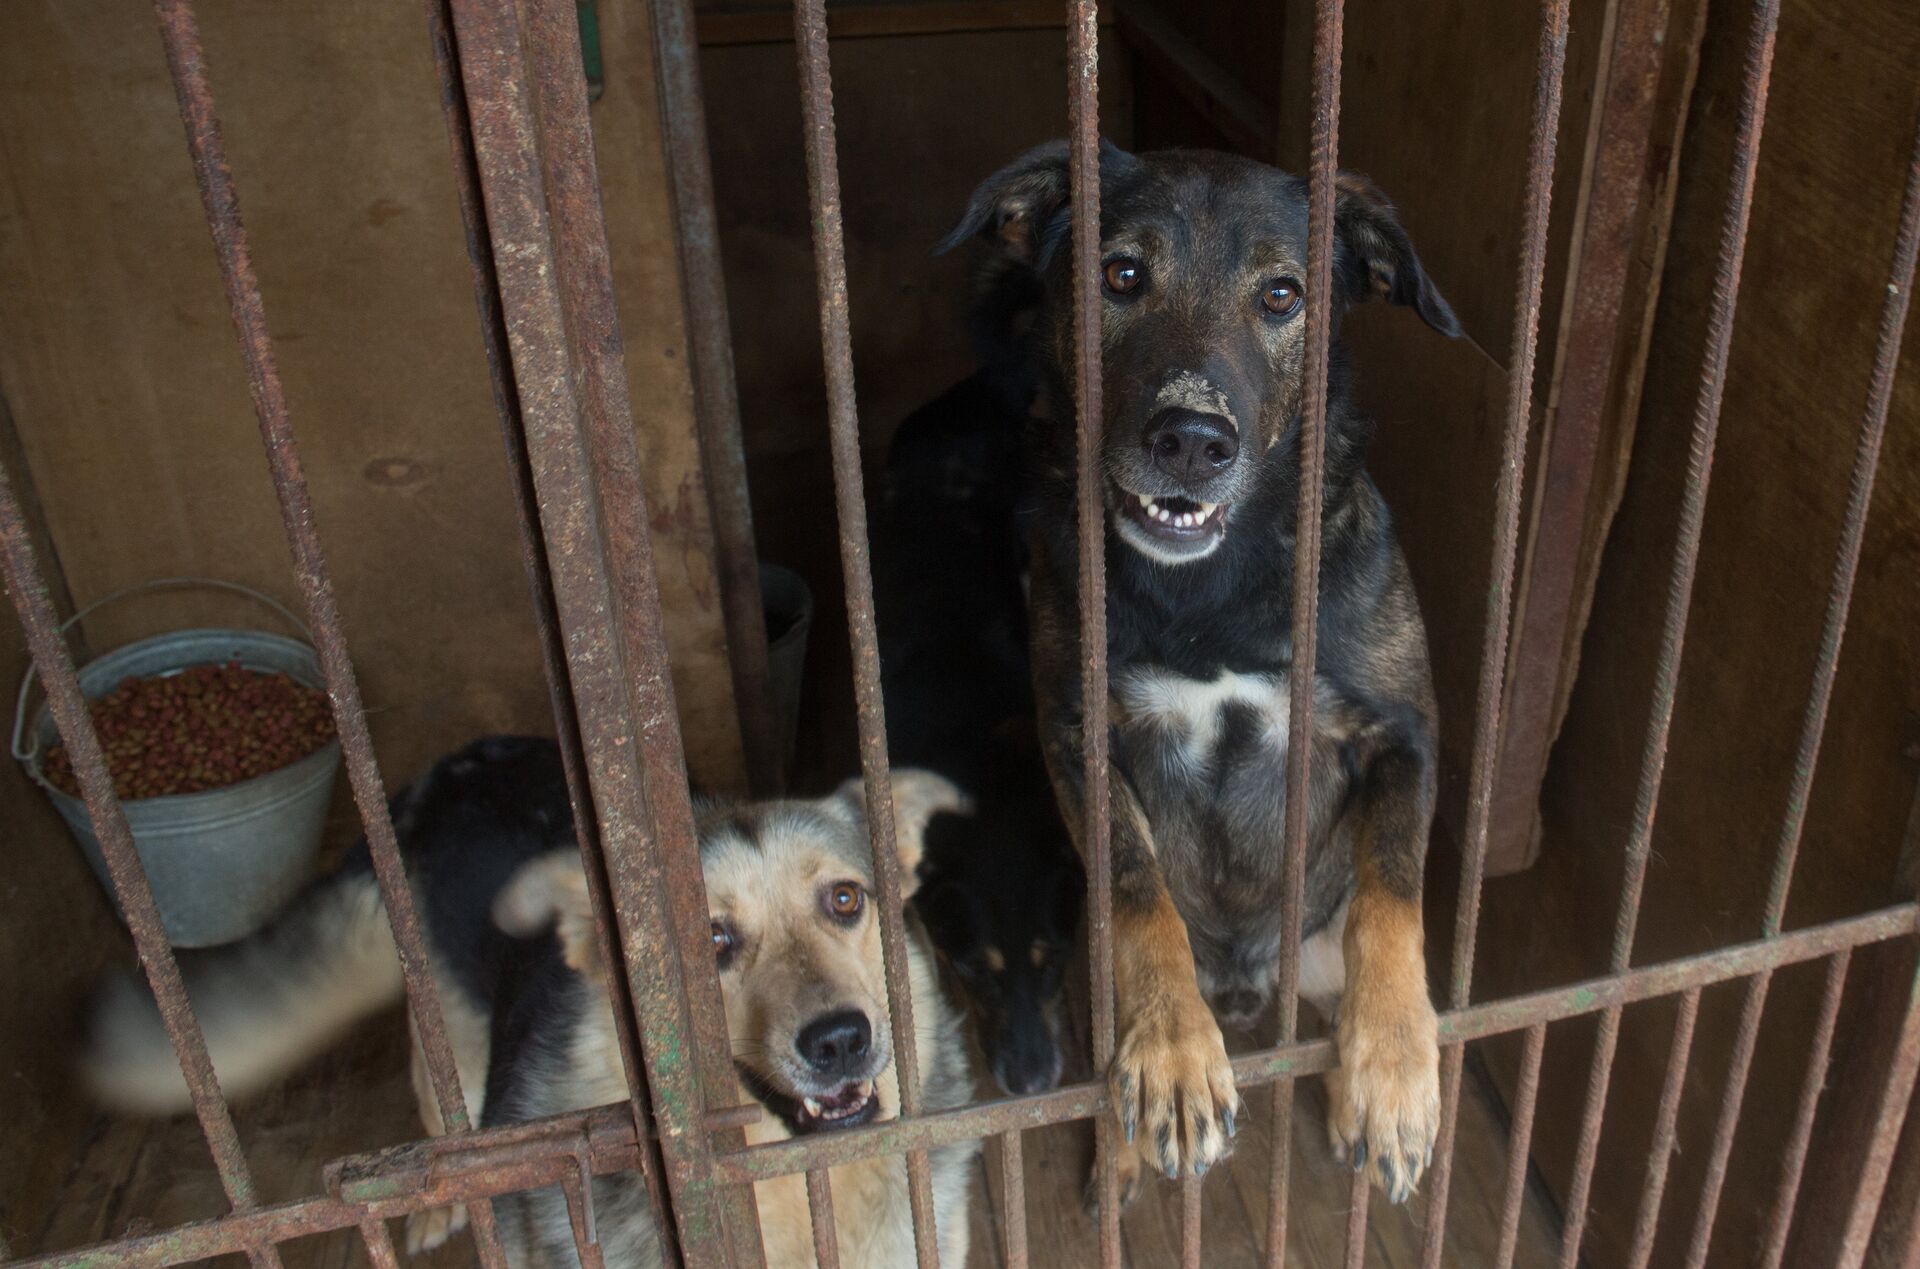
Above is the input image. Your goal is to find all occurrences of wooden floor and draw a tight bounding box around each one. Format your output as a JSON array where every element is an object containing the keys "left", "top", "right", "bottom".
[{"left": 29, "top": 999, "right": 1560, "bottom": 1269}]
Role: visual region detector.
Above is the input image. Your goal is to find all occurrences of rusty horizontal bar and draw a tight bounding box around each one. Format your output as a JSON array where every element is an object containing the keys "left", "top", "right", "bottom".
[
  {"left": 695, "top": 0, "right": 1114, "bottom": 46},
  {"left": 14, "top": 903, "right": 1911, "bottom": 1269},
  {"left": 709, "top": 903, "right": 1917, "bottom": 1184}
]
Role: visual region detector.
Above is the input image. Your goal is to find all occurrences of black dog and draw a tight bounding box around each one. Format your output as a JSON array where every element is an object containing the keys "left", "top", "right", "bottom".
[
  {"left": 873, "top": 263, "right": 1085, "bottom": 1098},
  {"left": 940, "top": 142, "right": 1461, "bottom": 1201}
]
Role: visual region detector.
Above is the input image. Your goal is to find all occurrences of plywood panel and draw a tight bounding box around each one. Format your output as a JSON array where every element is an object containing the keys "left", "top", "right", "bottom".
[{"left": 0, "top": 0, "right": 744, "bottom": 795}]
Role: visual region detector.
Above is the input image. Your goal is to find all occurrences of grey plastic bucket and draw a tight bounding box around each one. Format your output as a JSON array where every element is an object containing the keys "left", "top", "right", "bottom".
[
  {"left": 759, "top": 563, "right": 812, "bottom": 774},
  {"left": 12, "top": 580, "right": 341, "bottom": 948}
]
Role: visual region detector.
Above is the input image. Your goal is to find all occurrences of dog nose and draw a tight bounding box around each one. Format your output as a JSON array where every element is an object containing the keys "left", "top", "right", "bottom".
[
  {"left": 1145, "top": 409, "right": 1238, "bottom": 482},
  {"left": 797, "top": 1009, "right": 872, "bottom": 1076}
]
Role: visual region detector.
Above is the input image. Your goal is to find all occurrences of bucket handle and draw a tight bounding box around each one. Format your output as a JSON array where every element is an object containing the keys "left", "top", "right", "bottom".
[{"left": 11, "top": 577, "right": 313, "bottom": 767}]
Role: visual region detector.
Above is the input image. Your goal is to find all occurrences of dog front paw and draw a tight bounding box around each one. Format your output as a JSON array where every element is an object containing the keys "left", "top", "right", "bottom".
[
  {"left": 1329, "top": 983, "right": 1439, "bottom": 1204},
  {"left": 1111, "top": 988, "right": 1239, "bottom": 1180}
]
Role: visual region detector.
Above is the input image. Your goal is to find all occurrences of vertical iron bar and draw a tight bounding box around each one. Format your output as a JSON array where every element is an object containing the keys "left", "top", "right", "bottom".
[
  {"left": 1758, "top": 949, "right": 1853, "bottom": 1269},
  {"left": 1686, "top": 117, "right": 1920, "bottom": 1269},
  {"left": 806, "top": 1170, "right": 843, "bottom": 1269},
  {"left": 560, "top": 1167, "right": 608, "bottom": 1269},
  {"left": 646, "top": 0, "right": 782, "bottom": 796},
  {"left": 1837, "top": 964, "right": 1920, "bottom": 1269},
  {"left": 416, "top": 1, "right": 680, "bottom": 1253},
  {"left": 1626, "top": 987, "right": 1701, "bottom": 1269},
  {"left": 0, "top": 412, "right": 276, "bottom": 1269},
  {"left": 1271, "top": 0, "right": 1340, "bottom": 1258},
  {"left": 788, "top": 2, "right": 938, "bottom": 1262},
  {"left": 1418, "top": 0, "right": 1570, "bottom": 1258},
  {"left": 1181, "top": 1175, "right": 1203, "bottom": 1269},
  {"left": 149, "top": 3, "right": 508, "bottom": 1262},
  {"left": 1064, "top": 0, "right": 1120, "bottom": 1262},
  {"left": 998, "top": 1131, "right": 1029, "bottom": 1269},
  {"left": 1343, "top": 1168, "right": 1369, "bottom": 1269},
  {"left": 446, "top": 0, "right": 757, "bottom": 1261},
  {"left": 1555, "top": 4, "right": 1779, "bottom": 1263},
  {"left": 358, "top": 1220, "right": 400, "bottom": 1269},
  {"left": 1492, "top": 1024, "right": 1548, "bottom": 1269}
]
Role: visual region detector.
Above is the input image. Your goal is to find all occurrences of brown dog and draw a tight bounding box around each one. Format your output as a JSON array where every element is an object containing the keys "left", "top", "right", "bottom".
[{"left": 940, "top": 141, "right": 1461, "bottom": 1204}]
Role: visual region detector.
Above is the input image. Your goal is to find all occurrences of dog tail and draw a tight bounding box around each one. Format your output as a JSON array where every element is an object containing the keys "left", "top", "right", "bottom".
[{"left": 79, "top": 858, "right": 404, "bottom": 1115}]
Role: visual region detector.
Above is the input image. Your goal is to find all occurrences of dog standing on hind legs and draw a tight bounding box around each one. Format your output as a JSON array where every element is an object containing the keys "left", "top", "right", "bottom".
[{"left": 940, "top": 140, "right": 1463, "bottom": 1205}]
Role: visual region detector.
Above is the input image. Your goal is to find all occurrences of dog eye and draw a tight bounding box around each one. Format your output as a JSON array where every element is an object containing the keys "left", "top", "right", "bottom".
[
  {"left": 825, "top": 881, "right": 865, "bottom": 921},
  {"left": 710, "top": 920, "right": 736, "bottom": 968},
  {"left": 1262, "top": 277, "right": 1303, "bottom": 317},
  {"left": 1103, "top": 257, "right": 1145, "bottom": 296}
]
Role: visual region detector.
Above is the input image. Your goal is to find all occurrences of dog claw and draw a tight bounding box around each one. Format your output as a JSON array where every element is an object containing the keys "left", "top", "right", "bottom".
[
  {"left": 1351, "top": 1139, "right": 1368, "bottom": 1172},
  {"left": 1223, "top": 1107, "right": 1237, "bottom": 1139},
  {"left": 1379, "top": 1155, "right": 1398, "bottom": 1197}
]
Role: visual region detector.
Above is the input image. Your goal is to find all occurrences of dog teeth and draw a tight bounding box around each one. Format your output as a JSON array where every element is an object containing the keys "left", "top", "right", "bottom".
[
  {"left": 803, "top": 1097, "right": 823, "bottom": 1117},
  {"left": 1197, "top": 501, "right": 1217, "bottom": 516}
]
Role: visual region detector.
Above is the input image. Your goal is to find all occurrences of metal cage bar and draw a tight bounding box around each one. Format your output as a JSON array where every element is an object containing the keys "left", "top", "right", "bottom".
[
  {"left": 1682, "top": 112, "right": 1920, "bottom": 1269},
  {"left": 6, "top": 0, "right": 1920, "bottom": 1265},
  {"left": 1417, "top": 0, "right": 1571, "bottom": 1257},
  {"left": 1268, "top": 0, "right": 1342, "bottom": 1259},
  {"left": 787, "top": 0, "right": 941, "bottom": 1261},
  {"left": 1555, "top": 3, "right": 1780, "bottom": 1263},
  {"left": 997, "top": 1130, "right": 1029, "bottom": 1268},
  {"left": 415, "top": 0, "right": 680, "bottom": 1251}
]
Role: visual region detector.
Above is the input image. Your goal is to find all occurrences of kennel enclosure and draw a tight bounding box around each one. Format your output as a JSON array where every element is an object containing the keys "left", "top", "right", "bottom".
[{"left": 0, "top": 0, "right": 1917, "bottom": 1266}]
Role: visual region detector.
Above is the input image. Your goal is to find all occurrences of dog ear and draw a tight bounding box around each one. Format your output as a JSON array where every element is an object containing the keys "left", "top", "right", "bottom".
[
  {"left": 937, "top": 139, "right": 1136, "bottom": 267},
  {"left": 1333, "top": 171, "right": 1462, "bottom": 338},
  {"left": 833, "top": 770, "right": 972, "bottom": 898},
  {"left": 494, "top": 852, "right": 608, "bottom": 985}
]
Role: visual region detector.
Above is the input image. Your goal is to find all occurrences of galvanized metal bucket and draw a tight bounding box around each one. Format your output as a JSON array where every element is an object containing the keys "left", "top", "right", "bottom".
[{"left": 11, "top": 579, "right": 341, "bottom": 947}]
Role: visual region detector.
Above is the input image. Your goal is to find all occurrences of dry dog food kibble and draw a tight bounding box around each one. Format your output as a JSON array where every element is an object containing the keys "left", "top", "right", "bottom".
[{"left": 42, "top": 662, "right": 336, "bottom": 800}]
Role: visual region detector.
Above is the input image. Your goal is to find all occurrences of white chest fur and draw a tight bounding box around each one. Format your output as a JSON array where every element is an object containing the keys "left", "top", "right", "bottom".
[{"left": 1112, "top": 667, "right": 1292, "bottom": 771}]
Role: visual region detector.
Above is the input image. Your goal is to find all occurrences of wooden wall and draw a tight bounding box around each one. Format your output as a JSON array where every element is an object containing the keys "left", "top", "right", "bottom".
[
  {"left": 0, "top": 0, "right": 742, "bottom": 1247},
  {"left": 1468, "top": 0, "right": 1920, "bottom": 1262}
]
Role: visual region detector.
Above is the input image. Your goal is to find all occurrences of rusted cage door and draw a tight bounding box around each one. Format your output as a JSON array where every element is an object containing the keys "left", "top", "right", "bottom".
[{"left": 1, "top": 0, "right": 1917, "bottom": 1268}]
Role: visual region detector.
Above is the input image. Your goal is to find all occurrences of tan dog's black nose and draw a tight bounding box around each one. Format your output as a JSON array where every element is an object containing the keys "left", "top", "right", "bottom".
[
  {"left": 797, "top": 1009, "right": 872, "bottom": 1076},
  {"left": 1146, "top": 409, "right": 1238, "bottom": 482}
]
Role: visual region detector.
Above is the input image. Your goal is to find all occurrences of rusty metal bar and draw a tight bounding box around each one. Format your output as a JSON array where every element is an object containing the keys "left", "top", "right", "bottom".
[
  {"left": 1062, "top": 0, "right": 1121, "bottom": 1260},
  {"left": 416, "top": 0, "right": 680, "bottom": 1252},
  {"left": 713, "top": 903, "right": 1916, "bottom": 1183},
  {"left": 806, "top": 1170, "right": 842, "bottom": 1269},
  {"left": 1555, "top": 4, "right": 1780, "bottom": 1263},
  {"left": 1838, "top": 965, "right": 1920, "bottom": 1269},
  {"left": 559, "top": 1160, "right": 607, "bottom": 1269},
  {"left": 512, "top": 0, "right": 766, "bottom": 1257},
  {"left": 357, "top": 1220, "right": 399, "bottom": 1269},
  {"left": 445, "top": 0, "right": 759, "bottom": 1261},
  {"left": 1626, "top": 987, "right": 1700, "bottom": 1269},
  {"left": 1270, "top": 0, "right": 1341, "bottom": 1258},
  {"left": 1685, "top": 115, "right": 1920, "bottom": 1269},
  {"left": 787, "top": 0, "right": 940, "bottom": 1262},
  {"left": 1343, "top": 1169, "right": 1369, "bottom": 1269},
  {"left": 1492, "top": 1024, "right": 1547, "bottom": 1269},
  {"left": 998, "top": 1131, "right": 1029, "bottom": 1269},
  {"left": 13, "top": 903, "right": 1914, "bottom": 1269},
  {"left": 1759, "top": 950, "right": 1853, "bottom": 1269},
  {"left": 1181, "top": 1175, "right": 1203, "bottom": 1268},
  {"left": 0, "top": 396, "right": 275, "bottom": 1269},
  {"left": 1418, "top": 0, "right": 1570, "bottom": 1258},
  {"left": 648, "top": 0, "right": 783, "bottom": 796}
]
